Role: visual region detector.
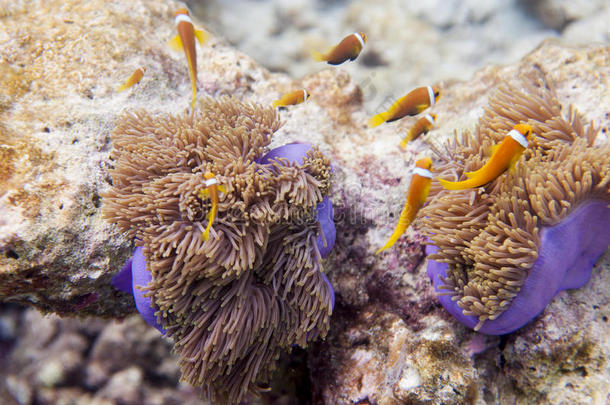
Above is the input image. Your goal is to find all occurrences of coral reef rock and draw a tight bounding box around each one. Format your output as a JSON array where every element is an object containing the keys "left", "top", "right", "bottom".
[
  {"left": 0, "top": 305, "right": 208, "bottom": 405},
  {"left": 0, "top": 0, "right": 608, "bottom": 403}
]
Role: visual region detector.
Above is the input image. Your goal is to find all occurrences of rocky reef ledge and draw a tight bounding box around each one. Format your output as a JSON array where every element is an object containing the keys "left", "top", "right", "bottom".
[{"left": 0, "top": 0, "right": 608, "bottom": 403}]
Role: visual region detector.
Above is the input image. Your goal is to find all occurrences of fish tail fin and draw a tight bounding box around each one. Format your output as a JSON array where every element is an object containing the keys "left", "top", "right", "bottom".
[
  {"left": 194, "top": 29, "right": 209, "bottom": 45},
  {"left": 438, "top": 177, "right": 470, "bottom": 191},
  {"left": 399, "top": 133, "right": 413, "bottom": 149},
  {"left": 272, "top": 99, "right": 282, "bottom": 108},
  {"left": 376, "top": 205, "right": 412, "bottom": 254},
  {"left": 202, "top": 206, "right": 217, "bottom": 241},
  {"left": 368, "top": 112, "right": 388, "bottom": 128},
  {"left": 376, "top": 236, "right": 398, "bottom": 254},
  {"left": 117, "top": 84, "right": 128, "bottom": 92},
  {"left": 218, "top": 185, "right": 227, "bottom": 194},
  {"left": 311, "top": 49, "right": 326, "bottom": 62},
  {"left": 168, "top": 34, "right": 183, "bottom": 51},
  {"left": 201, "top": 212, "right": 212, "bottom": 241}
]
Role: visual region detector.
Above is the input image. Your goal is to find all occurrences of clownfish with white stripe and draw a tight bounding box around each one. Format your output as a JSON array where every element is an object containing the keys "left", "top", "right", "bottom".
[
  {"left": 438, "top": 124, "right": 534, "bottom": 190},
  {"left": 369, "top": 86, "right": 440, "bottom": 128},
  {"left": 377, "top": 157, "right": 433, "bottom": 253},
  {"left": 312, "top": 32, "right": 367, "bottom": 65},
  {"left": 197, "top": 172, "right": 227, "bottom": 241},
  {"left": 168, "top": 8, "right": 209, "bottom": 112},
  {"left": 117, "top": 67, "right": 146, "bottom": 92},
  {"left": 272, "top": 89, "right": 310, "bottom": 108},
  {"left": 399, "top": 113, "right": 436, "bottom": 149}
]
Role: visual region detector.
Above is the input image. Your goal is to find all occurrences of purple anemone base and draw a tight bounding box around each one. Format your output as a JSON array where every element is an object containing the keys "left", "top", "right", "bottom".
[
  {"left": 256, "top": 142, "right": 336, "bottom": 259},
  {"left": 113, "top": 246, "right": 166, "bottom": 334},
  {"left": 112, "top": 143, "right": 337, "bottom": 332},
  {"left": 427, "top": 201, "right": 610, "bottom": 335}
]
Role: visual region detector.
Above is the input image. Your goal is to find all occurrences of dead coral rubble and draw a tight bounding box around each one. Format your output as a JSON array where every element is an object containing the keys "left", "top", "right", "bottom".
[{"left": 102, "top": 97, "right": 334, "bottom": 404}]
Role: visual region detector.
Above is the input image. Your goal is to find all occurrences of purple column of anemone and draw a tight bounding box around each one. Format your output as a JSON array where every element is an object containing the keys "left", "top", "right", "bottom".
[
  {"left": 112, "top": 246, "right": 166, "bottom": 333},
  {"left": 427, "top": 201, "right": 610, "bottom": 335},
  {"left": 255, "top": 142, "right": 337, "bottom": 260},
  {"left": 111, "top": 143, "right": 337, "bottom": 332}
]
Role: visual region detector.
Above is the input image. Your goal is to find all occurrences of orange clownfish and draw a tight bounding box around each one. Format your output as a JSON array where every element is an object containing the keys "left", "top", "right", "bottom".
[
  {"left": 438, "top": 124, "right": 534, "bottom": 190},
  {"left": 312, "top": 32, "right": 367, "bottom": 65},
  {"left": 169, "top": 8, "right": 209, "bottom": 112},
  {"left": 197, "top": 172, "right": 227, "bottom": 241},
  {"left": 399, "top": 113, "right": 436, "bottom": 149},
  {"left": 272, "top": 89, "right": 310, "bottom": 108},
  {"left": 377, "top": 157, "right": 433, "bottom": 254},
  {"left": 117, "top": 67, "right": 146, "bottom": 92},
  {"left": 369, "top": 86, "right": 440, "bottom": 128}
]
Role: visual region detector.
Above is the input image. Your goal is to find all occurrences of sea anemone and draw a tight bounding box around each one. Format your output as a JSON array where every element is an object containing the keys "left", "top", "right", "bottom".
[
  {"left": 422, "top": 78, "right": 610, "bottom": 335},
  {"left": 103, "top": 97, "right": 335, "bottom": 403}
]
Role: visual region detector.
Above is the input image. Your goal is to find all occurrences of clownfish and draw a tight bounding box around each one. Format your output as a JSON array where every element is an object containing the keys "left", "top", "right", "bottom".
[
  {"left": 168, "top": 8, "right": 209, "bottom": 112},
  {"left": 272, "top": 89, "right": 310, "bottom": 108},
  {"left": 377, "top": 157, "right": 433, "bottom": 254},
  {"left": 312, "top": 32, "right": 367, "bottom": 65},
  {"left": 438, "top": 124, "right": 534, "bottom": 190},
  {"left": 369, "top": 86, "right": 440, "bottom": 128},
  {"left": 117, "top": 67, "right": 146, "bottom": 92},
  {"left": 399, "top": 113, "right": 436, "bottom": 149},
  {"left": 197, "top": 172, "right": 227, "bottom": 241}
]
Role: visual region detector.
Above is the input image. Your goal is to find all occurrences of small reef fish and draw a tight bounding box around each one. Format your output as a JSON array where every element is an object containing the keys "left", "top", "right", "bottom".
[
  {"left": 198, "top": 172, "right": 227, "bottom": 241},
  {"left": 312, "top": 32, "right": 367, "bottom": 65},
  {"left": 117, "top": 67, "right": 146, "bottom": 92},
  {"left": 438, "top": 123, "right": 534, "bottom": 190},
  {"left": 369, "top": 86, "right": 440, "bottom": 128},
  {"left": 399, "top": 113, "right": 436, "bottom": 149},
  {"left": 272, "top": 89, "right": 310, "bottom": 108},
  {"left": 377, "top": 157, "right": 433, "bottom": 253},
  {"left": 169, "top": 8, "right": 209, "bottom": 112}
]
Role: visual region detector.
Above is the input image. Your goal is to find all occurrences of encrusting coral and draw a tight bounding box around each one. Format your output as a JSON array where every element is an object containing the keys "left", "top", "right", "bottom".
[
  {"left": 422, "top": 78, "right": 610, "bottom": 334},
  {"left": 102, "top": 97, "right": 335, "bottom": 403}
]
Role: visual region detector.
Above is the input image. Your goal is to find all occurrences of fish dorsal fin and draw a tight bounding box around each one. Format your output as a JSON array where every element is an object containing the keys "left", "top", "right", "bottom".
[
  {"left": 368, "top": 112, "right": 388, "bottom": 128},
  {"left": 168, "top": 34, "right": 183, "bottom": 51},
  {"left": 194, "top": 29, "right": 209, "bottom": 45},
  {"left": 311, "top": 49, "right": 326, "bottom": 62}
]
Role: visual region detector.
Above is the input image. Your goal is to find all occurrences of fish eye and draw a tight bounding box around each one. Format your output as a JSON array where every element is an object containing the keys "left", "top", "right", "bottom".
[{"left": 434, "top": 91, "right": 440, "bottom": 97}]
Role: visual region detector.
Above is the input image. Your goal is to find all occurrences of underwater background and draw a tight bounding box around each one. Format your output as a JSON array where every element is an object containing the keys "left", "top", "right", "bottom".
[{"left": 0, "top": 0, "right": 608, "bottom": 404}]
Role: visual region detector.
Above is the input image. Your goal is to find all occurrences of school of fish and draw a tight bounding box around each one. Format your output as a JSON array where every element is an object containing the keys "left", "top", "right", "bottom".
[{"left": 115, "top": 8, "right": 534, "bottom": 248}]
